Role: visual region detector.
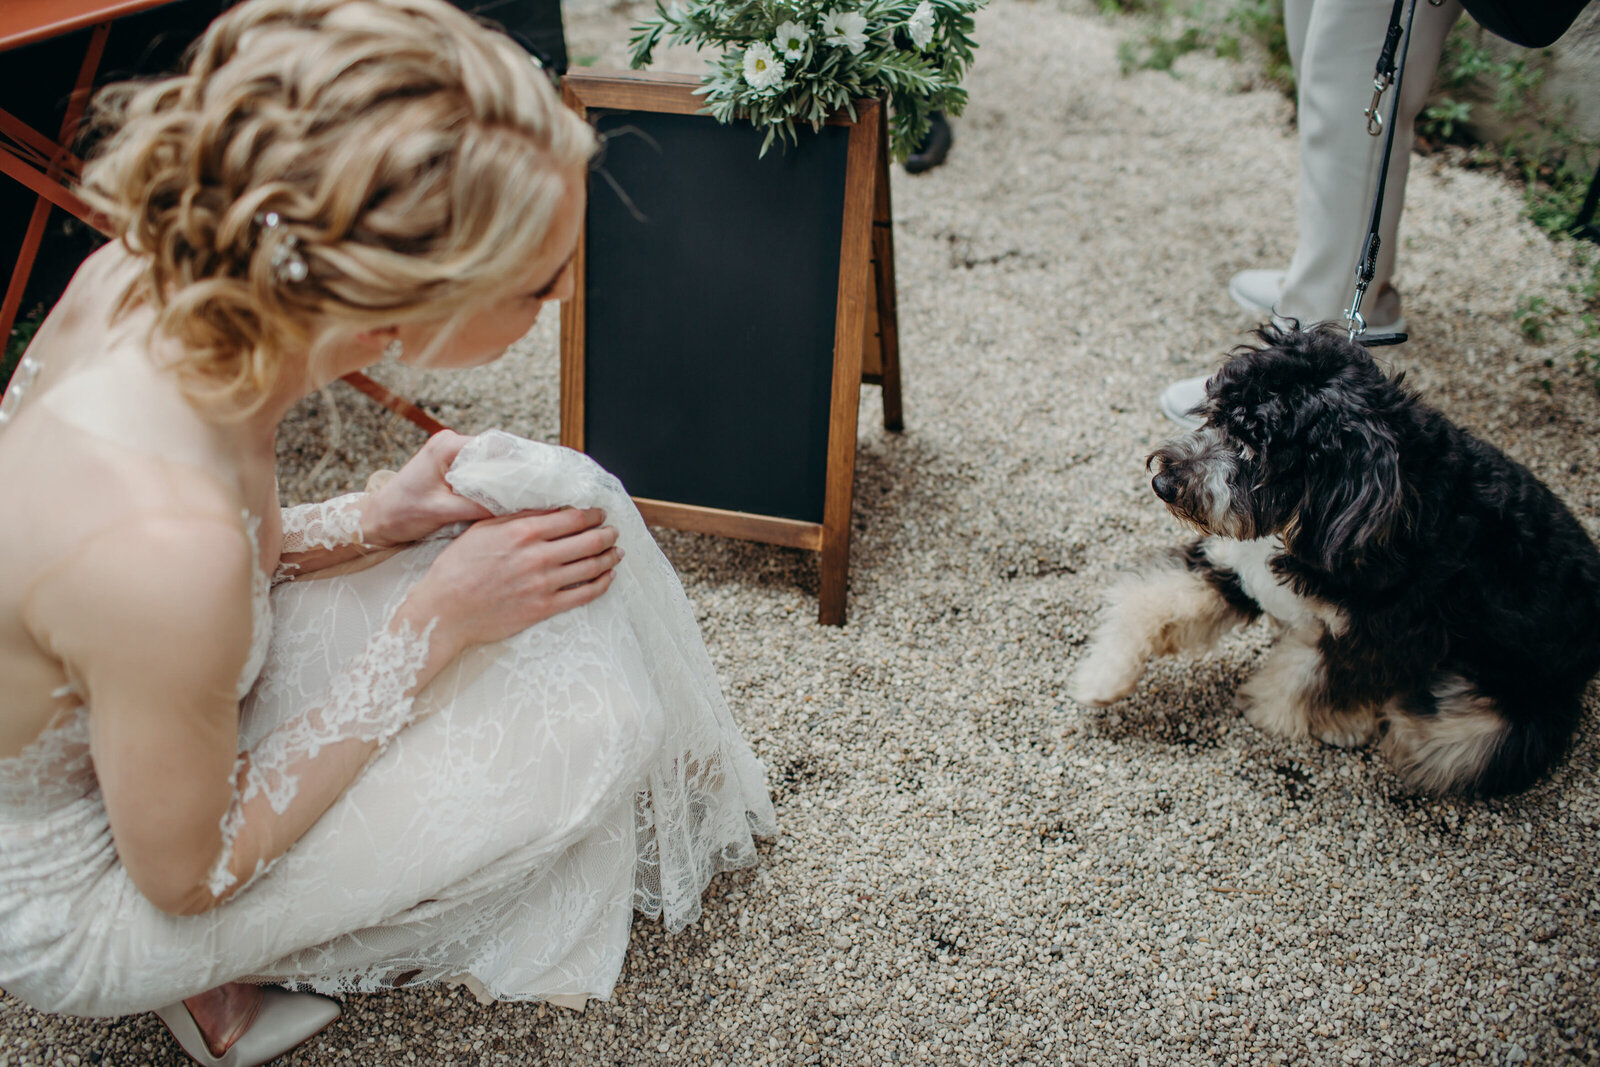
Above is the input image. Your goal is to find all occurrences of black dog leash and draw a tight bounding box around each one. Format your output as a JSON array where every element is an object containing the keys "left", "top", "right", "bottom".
[
  {"left": 1347, "top": 0, "right": 1444, "bottom": 348},
  {"left": 1363, "top": 0, "right": 1408, "bottom": 138}
]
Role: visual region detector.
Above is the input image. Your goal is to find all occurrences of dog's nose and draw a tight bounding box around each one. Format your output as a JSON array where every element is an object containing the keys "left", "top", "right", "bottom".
[{"left": 1152, "top": 470, "right": 1179, "bottom": 503}]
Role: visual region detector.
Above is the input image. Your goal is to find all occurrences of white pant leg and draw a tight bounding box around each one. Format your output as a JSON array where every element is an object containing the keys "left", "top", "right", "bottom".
[
  {"left": 1278, "top": 0, "right": 1462, "bottom": 325},
  {"left": 1285, "top": 0, "right": 1312, "bottom": 79}
]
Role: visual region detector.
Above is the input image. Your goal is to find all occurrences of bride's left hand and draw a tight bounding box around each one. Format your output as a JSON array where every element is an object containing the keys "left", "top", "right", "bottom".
[{"left": 361, "top": 431, "right": 494, "bottom": 547}]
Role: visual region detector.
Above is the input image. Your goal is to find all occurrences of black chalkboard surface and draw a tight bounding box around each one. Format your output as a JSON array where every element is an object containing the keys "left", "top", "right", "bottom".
[
  {"left": 584, "top": 110, "right": 848, "bottom": 524},
  {"left": 560, "top": 70, "right": 902, "bottom": 624}
]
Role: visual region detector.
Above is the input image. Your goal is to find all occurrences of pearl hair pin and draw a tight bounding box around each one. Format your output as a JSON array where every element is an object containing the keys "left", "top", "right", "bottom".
[{"left": 255, "top": 210, "right": 309, "bottom": 284}]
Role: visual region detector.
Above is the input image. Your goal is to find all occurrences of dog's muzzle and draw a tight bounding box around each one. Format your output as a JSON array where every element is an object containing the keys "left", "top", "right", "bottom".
[{"left": 1152, "top": 470, "right": 1180, "bottom": 504}]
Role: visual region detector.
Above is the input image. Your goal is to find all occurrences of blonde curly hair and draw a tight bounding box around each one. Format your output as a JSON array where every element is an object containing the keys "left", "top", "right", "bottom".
[{"left": 80, "top": 0, "right": 594, "bottom": 415}]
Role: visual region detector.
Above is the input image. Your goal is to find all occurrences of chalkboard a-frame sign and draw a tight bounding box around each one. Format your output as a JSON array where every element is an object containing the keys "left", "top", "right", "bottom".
[{"left": 559, "top": 70, "right": 903, "bottom": 625}]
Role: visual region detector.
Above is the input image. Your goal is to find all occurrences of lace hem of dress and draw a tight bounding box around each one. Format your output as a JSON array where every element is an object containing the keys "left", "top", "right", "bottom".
[{"left": 205, "top": 616, "right": 435, "bottom": 898}]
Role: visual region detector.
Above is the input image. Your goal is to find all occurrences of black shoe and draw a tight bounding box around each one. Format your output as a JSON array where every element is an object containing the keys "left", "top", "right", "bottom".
[{"left": 903, "top": 112, "right": 952, "bottom": 174}]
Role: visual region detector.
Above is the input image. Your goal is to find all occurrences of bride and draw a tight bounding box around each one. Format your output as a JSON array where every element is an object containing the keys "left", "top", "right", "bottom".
[{"left": 0, "top": 1, "right": 775, "bottom": 1063}]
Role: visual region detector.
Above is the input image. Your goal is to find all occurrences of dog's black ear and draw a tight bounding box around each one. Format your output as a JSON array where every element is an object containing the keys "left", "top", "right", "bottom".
[{"left": 1288, "top": 419, "right": 1406, "bottom": 574}]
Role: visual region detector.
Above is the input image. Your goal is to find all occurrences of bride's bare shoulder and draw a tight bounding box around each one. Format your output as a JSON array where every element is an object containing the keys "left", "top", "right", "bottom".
[
  {"left": 44, "top": 244, "right": 143, "bottom": 330},
  {"left": 78, "top": 241, "right": 140, "bottom": 284},
  {"left": 77, "top": 240, "right": 142, "bottom": 298}
]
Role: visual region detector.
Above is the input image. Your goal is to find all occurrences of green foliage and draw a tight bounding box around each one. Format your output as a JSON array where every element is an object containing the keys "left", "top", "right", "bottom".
[
  {"left": 1432, "top": 25, "right": 1547, "bottom": 120},
  {"left": 1433, "top": 25, "right": 1600, "bottom": 388},
  {"left": 1489, "top": 54, "right": 1544, "bottom": 116},
  {"left": 1516, "top": 294, "right": 1550, "bottom": 342},
  {"left": 1577, "top": 250, "right": 1600, "bottom": 307},
  {"left": 628, "top": 0, "right": 985, "bottom": 160},
  {"left": 1428, "top": 23, "right": 1598, "bottom": 241},
  {"left": 1418, "top": 97, "right": 1472, "bottom": 144},
  {"left": 1567, "top": 247, "right": 1600, "bottom": 392},
  {"left": 1224, "top": 0, "right": 1291, "bottom": 93},
  {"left": 2, "top": 305, "right": 44, "bottom": 394},
  {"left": 1097, "top": 0, "right": 1166, "bottom": 15},
  {"left": 1110, "top": 0, "right": 1291, "bottom": 93},
  {"left": 1118, "top": 23, "right": 1204, "bottom": 73},
  {"left": 1523, "top": 155, "right": 1595, "bottom": 235},
  {"left": 1511, "top": 246, "right": 1600, "bottom": 394},
  {"left": 1434, "top": 29, "right": 1494, "bottom": 94}
]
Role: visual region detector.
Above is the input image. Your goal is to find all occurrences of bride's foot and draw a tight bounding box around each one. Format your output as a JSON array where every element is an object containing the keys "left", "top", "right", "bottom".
[
  {"left": 154, "top": 983, "right": 341, "bottom": 1066},
  {"left": 546, "top": 992, "right": 590, "bottom": 1012},
  {"left": 184, "top": 982, "right": 261, "bottom": 1057}
]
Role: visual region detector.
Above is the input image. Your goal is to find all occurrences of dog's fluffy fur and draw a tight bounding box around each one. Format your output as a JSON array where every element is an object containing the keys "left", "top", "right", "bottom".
[{"left": 1071, "top": 324, "right": 1600, "bottom": 794}]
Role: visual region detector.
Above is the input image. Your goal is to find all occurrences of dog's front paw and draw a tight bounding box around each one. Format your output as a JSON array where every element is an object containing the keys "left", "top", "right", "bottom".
[
  {"left": 1312, "top": 708, "right": 1376, "bottom": 749},
  {"left": 1235, "top": 678, "right": 1311, "bottom": 740},
  {"left": 1069, "top": 648, "right": 1145, "bottom": 706}
]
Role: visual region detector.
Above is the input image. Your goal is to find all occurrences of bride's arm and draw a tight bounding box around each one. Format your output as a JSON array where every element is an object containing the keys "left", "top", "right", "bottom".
[
  {"left": 26, "top": 507, "right": 620, "bottom": 916},
  {"left": 27, "top": 513, "right": 460, "bottom": 914},
  {"left": 275, "top": 431, "right": 493, "bottom": 583}
]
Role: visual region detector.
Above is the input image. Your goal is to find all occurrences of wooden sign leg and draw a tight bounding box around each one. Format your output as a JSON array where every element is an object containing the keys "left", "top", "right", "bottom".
[
  {"left": 871, "top": 109, "right": 904, "bottom": 433},
  {"left": 818, "top": 100, "right": 883, "bottom": 625},
  {"left": 818, "top": 522, "right": 851, "bottom": 625}
]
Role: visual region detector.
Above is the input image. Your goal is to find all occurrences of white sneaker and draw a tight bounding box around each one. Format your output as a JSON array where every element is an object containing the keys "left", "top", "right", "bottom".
[
  {"left": 1226, "top": 268, "right": 1406, "bottom": 335},
  {"left": 1228, "top": 269, "right": 1285, "bottom": 317},
  {"left": 1159, "top": 375, "right": 1210, "bottom": 430}
]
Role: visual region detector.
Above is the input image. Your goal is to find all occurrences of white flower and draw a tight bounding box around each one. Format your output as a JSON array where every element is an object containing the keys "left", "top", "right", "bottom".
[
  {"left": 820, "top": 9, "right": 869, "bottom": 55},
  {"left": 907, "top": 0, "right": 935, "bottom": 49},
  {"left": 742, "top": 41, "right": 786, "bottom": 91},
  {"left": 774, "top": 20, "right": 810, "bottom": 60}
]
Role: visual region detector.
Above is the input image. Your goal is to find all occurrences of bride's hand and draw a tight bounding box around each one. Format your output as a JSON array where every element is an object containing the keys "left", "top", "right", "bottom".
[
  {"left": 397, "top": 506, "right": 622, "bottom": 653},
  {"left": 361, "top": 431, "right": 494, "bottom": 547}
]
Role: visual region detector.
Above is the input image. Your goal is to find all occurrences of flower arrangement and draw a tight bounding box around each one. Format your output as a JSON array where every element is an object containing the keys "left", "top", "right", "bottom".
[{"left": 628, "top": 0, "right": 985, "bottom": 159}]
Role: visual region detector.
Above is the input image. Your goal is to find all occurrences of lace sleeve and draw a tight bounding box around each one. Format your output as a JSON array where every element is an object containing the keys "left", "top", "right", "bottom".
[
  {"left": 275, "top": 494, "right": 367, "bottom": 583},
  {"left": 205, "top": 614, "right": 435, "bottom": 898}
]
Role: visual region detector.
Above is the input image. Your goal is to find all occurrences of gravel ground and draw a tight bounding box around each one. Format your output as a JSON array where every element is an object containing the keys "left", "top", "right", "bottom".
[{"left": 6, "top": 0, "right": 1600, "bottom": 1063}]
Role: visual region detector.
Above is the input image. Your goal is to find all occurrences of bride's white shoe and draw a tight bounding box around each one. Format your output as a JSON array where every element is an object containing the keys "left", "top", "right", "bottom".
[{"left": 153, "top": 988, "right": 341, "bottom": 1067}]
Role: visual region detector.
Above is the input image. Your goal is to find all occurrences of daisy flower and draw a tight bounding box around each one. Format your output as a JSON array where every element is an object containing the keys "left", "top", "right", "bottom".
[
  {"left": 773, "top": 20, "right": 809, "bottom": 60},
  {"left": 820, "top": 9, "right": 869, "bottom": 55},
  {"left": 907, "top": 0, "right": 935, "bottom": 49},
  {"left": 742, "top": 41, "right": 786, "bottom": 90}
]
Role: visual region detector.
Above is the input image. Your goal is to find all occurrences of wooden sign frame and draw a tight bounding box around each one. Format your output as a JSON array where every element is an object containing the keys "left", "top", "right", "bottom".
[{"left": 559, "top": 69, "right": 901, "bottom": 625}]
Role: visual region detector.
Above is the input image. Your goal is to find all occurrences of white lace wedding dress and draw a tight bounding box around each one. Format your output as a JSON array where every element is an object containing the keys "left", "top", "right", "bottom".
[{"left": 0, "top": 372, "right": 776, "bottom": 1017}]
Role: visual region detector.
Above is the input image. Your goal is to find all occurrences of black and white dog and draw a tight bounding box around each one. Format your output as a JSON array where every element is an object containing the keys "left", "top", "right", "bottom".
[{"left": 1071, "top": 324, "right": 1600, "bottom": 795}]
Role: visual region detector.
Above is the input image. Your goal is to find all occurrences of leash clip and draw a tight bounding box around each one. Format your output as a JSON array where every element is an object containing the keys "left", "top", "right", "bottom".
[
  {"left": 1346, "top": 232, "right": 1382, "bottom": 341},
  {"left": 1365, "top": 74, "right": 1391, "bottom": 136},
  {"left": 1345, "top": 305, "right": 1368, "bottom": 342}
]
